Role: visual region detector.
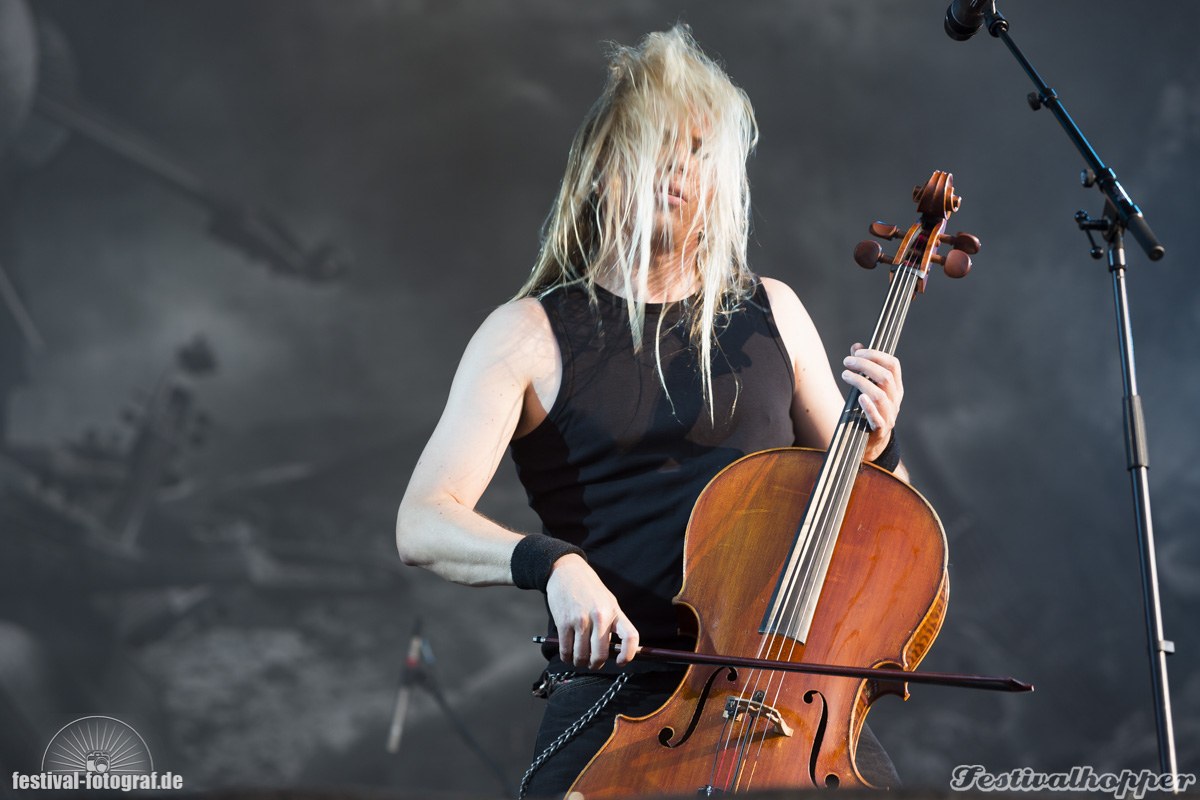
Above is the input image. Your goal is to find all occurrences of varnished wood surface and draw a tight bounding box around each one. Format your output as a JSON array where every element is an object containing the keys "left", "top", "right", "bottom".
[{"left": 569, "top": 448, "right": 948, "bottom": 798}]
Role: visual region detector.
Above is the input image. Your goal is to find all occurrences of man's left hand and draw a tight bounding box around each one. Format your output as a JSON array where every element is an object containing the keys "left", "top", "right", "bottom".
[{"left": 840, "top": 342, "right": 903, "bottom": 461}]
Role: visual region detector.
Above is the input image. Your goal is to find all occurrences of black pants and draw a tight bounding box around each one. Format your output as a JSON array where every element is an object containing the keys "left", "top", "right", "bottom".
[{"left": 523, "top": 670, "right": 900, "bottom": 799}]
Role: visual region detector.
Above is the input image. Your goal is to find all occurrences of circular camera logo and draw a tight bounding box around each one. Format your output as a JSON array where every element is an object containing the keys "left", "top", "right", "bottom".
[{"left": 42, "top": 716, "right": 153, "bottom": 776}]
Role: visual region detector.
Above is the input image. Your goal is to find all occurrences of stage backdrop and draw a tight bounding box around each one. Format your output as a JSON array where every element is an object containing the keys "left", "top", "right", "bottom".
[{"left": 0, "top": 0, "right": 1196, "bottom": 795}]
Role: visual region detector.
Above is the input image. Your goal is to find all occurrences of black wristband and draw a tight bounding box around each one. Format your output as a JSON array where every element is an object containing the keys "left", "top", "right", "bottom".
[
  {"left": 511, "top": 534, "right": 586, "bottom": 592},
  {"left": 870, "top": 431, "right": 901, "bottom": 472}
]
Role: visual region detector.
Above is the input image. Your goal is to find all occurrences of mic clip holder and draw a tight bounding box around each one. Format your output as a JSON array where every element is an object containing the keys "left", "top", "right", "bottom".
[
  {"left": 1074, "top": 209, "right": 1110, "bottom": 260},
  {"left": 982, "top": 3, "right": 1009, "bottom": 37},
  {"left": 1026, "top": 87, "right": 1055, "bottom": 112}
]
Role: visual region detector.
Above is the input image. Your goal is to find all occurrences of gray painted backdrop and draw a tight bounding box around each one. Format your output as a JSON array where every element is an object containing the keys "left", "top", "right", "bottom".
[{"left": 2, "top": 0, "right": 1197, "bottom": 795}]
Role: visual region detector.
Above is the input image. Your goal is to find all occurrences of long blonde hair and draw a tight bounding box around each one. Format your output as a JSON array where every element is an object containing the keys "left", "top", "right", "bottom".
[{"left": 515, "top": 25, "right": 759, "bottom": 416}]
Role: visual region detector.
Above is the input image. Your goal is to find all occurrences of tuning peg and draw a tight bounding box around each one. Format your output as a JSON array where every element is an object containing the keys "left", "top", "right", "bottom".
[
  {"left": 868, "top": 222, "right": 904, "bottom": 240},
  {"left": 938, "top": 231, "right": 981, "bottom": 255},
  {"left": 854, "top": 240, "right": 893, "bottom": 270},
  {"left": 931, "top": 249, "right": 972, "bottom": 278}
]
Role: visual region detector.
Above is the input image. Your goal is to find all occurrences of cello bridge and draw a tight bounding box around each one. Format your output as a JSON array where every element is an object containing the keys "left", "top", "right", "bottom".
[{"left": 722, "top": 693, "right": 793, "bottom": 738}]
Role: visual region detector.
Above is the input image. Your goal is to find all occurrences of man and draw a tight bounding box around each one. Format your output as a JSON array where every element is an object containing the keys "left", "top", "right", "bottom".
[{"left": 397, "top": 26, "right": 905, "bottom": 798}]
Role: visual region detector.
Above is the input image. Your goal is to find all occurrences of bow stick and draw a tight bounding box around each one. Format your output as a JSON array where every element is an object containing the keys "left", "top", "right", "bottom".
[{"left": 533, "top": 637, "right": 1033, "bottom": 693}]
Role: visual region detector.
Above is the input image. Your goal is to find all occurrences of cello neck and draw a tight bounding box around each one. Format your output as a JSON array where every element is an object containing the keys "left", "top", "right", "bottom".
[{"left": 835, "top": 246, "right": 930, "bottom": 463}]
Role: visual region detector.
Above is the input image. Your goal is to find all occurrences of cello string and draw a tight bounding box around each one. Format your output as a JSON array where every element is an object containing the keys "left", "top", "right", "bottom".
[
  {"left": 757, "top": 262, "right": 902, "bottom": 647},
  {"left": 791, "top": 259, "right": 920, "bottom": 618},
  {"left": 739, "top": 260, "right": 922, "bottom": 791},
  {"left": 801, "top": 256, "right": 919, "bottom": 586},
  {"left": 705, "top": 458, "right": 860, "bottom": 780},
  {"left": 711, "top": 357, "right": 886, "bottom": 789},
  {"left": 716, "top": 232, "right": 929, "bottom": 791},
  {"left": 767, "top": 257, "right": 913, "bottom": 653},
  {"left": 720, "top": 379, "right": 883, "bottom": 786},
  {"left": 769, "top": 260, "right": 917, "bottom": 675},
  {"left": 737, "top": 266, "right": 914, "bottom": 792},
  {"left": 765, "top": 263, "right": 912, "bottom": 692},
  {"left": 746, "top": 225, "right": 937, "bottom": 787},
  {"left": 733, "top": 261, "right": 913, "bottom": 755},
  {"left": 706, "top": 703, "right": 741, "bottom": 791},
  {"left": 731, "top": 409, "right": 870, "bottom": 789},
  {"left": 708, "top": 449, "right": 852, "bottom": 787}
]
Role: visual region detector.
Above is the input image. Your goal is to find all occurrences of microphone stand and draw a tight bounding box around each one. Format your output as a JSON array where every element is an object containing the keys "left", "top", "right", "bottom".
[
  {"left": 963, "top": 3, "right": 1178, "bottom": 782},
  {"left": 386, "top": 620, "right": 514, "bottom": 798}
]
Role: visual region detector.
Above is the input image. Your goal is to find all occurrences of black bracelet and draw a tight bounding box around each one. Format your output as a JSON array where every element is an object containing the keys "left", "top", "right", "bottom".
[
  {"left": 870, "top": 431, "right": 901, "bottom": 472},
  {"left": 511, "top": 534, "right": 586, "bottom": 592}
]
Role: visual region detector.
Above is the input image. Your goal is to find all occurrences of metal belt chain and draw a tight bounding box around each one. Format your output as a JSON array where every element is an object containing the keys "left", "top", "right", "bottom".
[{"left": 518, "top": 671, "right": 631, "bottom": 799}]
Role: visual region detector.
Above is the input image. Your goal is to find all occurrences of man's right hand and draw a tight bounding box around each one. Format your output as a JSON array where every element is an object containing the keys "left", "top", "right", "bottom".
[{"left": 546, "top": 554, "right": 640, "bottom": 670}]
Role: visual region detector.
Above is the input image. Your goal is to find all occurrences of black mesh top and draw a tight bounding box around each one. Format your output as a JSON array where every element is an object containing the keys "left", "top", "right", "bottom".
[{"left": 510, "top": 278, "right": 796, "bottom": 673}]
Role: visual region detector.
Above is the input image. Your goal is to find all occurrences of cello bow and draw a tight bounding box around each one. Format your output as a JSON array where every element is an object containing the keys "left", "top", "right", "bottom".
[{"left": 533, "top": 636, "right": 1033, "bottom": 693}]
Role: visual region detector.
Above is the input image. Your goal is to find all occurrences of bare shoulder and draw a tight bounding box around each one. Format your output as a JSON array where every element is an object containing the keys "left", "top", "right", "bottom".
[
  {"left": 758, "top": 276, "right": 794, "bottom": 299},
  {"left": 459, "top": 298, "right": 560, "bottom": 432},
  {"left": 758, "top": 277, "right": 844, "bottom": 448},
  {"left": 465, "top": 297, "right": 556, "bottom": 370},
  {"left": 758, "top": 276, "right": 818, "bottom": 343},
  {"left": 758, "top": 275, "right": 838, "bottom": 385},
  {"left": 476, "top": 296, "right": 551, "bottom": 342}
]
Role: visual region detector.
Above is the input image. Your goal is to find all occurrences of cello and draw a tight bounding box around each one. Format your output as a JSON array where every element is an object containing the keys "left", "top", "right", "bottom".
[{"left": 562, "top": 171, "right": 993, "bottom": 796}]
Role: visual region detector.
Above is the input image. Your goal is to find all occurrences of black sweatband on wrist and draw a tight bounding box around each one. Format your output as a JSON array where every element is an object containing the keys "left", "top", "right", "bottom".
[
  {"left": 870, "top": 431, "right": 901, "bottom": 472},
  {"left": 511, "top": 533, "right": 586, "bottom": 592}
]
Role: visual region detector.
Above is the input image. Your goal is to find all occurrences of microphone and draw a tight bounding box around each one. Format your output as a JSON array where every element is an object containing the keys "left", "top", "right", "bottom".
[
  {"left": 944, "top": 0, "right": 990, "bottom": 41},
  {"left": 386, "top": 619, "right": 424, "bottom": 753}
]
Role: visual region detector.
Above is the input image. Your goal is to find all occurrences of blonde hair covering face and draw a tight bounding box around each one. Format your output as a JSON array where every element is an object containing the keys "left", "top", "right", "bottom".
[{"left": 516, "top": 25, "right": 759, "bottom": 416}]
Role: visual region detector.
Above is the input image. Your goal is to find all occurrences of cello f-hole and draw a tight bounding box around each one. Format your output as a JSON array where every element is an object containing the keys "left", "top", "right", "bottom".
[
  {"left": 803, "top": 689, "right": 830, "bottom": 787},
  {"left": 659, "top": 667, "right": 738, "bottom": 748}
]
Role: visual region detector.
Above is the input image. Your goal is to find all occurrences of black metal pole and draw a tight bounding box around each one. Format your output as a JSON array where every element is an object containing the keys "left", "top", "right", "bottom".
[
  {"left": 961, "top": 3, "right": 1179, "bottom": 781},
  {"left": 1107, "top": 227, "right": 1179, "bottom": 781}
]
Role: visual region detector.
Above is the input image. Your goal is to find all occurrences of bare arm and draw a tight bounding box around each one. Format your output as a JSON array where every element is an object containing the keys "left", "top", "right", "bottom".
[
  {"left": 761, "top": 277, "right": 909, "bottom": 482},
  {"left": 395, "top": 300, "right": 542, "bottom": 585},
  {"left": 395, "top": 299, "right": 640, "bottom": 667}
]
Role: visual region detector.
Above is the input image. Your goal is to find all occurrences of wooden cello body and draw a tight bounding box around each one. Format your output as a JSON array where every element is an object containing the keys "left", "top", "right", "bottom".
[
  {"left": 567, "top": 172, "right": 977, "bottom": 797},
  {"left": 569, "top": 450, "right": 946, "bottom": 795}
]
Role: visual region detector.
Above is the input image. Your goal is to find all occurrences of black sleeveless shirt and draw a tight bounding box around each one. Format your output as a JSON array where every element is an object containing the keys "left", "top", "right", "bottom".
[{"left": 510, "top": 279, "right": 796, "bottom": 671}]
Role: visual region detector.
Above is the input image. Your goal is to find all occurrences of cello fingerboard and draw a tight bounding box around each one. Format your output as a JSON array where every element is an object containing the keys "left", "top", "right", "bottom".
[{"left": 759, "top": 259, "right": 924, "bottom": 642}]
